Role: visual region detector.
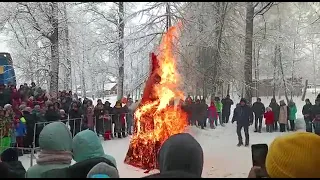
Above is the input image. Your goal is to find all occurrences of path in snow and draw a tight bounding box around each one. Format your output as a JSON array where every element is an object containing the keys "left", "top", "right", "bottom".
[{"left": 20, "top": 122, "right": 303, "bottom": 178}]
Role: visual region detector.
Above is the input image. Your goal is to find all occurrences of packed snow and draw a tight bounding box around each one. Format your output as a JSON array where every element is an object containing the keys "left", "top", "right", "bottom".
[{"left": 19, "top": 94, "right": 312, "bottom": 178}]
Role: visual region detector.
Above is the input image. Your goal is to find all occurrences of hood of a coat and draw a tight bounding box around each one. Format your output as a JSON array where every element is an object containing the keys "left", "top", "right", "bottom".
[
  {"left": 39, "top": 122, "right": 72, "bottom": 151},
  {"left": 72, "top": 130, "right": 116, "bottom": 166},
  {"left": 158, "top": 133, "right": 203, "bottom": 177}
]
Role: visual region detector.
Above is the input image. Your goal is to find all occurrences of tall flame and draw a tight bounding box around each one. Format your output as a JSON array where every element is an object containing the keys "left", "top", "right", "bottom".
[{"left": 124, "top": 24, "right": 187, "bottom": 170}]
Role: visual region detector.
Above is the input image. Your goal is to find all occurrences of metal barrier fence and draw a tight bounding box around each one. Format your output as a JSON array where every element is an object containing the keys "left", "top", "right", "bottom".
[{"left": 0, "top": 113, "right": 134, "bottom": 167}]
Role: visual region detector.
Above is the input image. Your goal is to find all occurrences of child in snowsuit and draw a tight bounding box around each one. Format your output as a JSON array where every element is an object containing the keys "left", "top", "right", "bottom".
[
  {"left": 264, "top": 107, "right": 274, "bottom": 133},
  {"left": 208, "top": 102, "right": 218, "bottom": 129}
]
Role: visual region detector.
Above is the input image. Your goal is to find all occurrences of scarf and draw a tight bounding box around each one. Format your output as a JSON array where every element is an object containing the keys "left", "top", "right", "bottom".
[{"left": 36, "top": 150, "right": 72, "bottom": 165}]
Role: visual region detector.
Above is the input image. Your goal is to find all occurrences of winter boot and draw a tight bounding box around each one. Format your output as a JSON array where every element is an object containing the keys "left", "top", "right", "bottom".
[
  {"left": 104, "top": 131, "right": 111, "bottom": 141},
  {"left": 237, "top": 142, "right": 243, "bottom": 147},
  {"left": 245, "top": 141, "right": 249, "bottom": 147},
  {"left": 117, "top": 132, "right": 122, "bottom": 139},
  {"left": 254, "top": 130, "right": 258, "bottom": 133}
]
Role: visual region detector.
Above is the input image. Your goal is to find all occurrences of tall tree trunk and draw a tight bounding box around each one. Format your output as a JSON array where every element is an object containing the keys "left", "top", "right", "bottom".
[
  {"left": 117, "top": 2, "right": 125, "bottom": 100},
  {"left": 49, "top": 2, "right": 59, "bottom": 96},
  {"left": 212, "top": 2, "right": 227, "bottom": 96},
  {"left": 272, "top": 46, "right": 277, "bottom": 99},
  {"left": 63, "top": 2, "right": 72, "bottom": 91},
  {"left": 81, "top": 43, "right": 86, "bottom": 98},
  {"left": 244, "top": 2, "right": 254, "bottom": 103},
  {"left": 166, "top": 2, "right": 172, "bottom": 31},
  {"left": 278, "top": 45, "right": 289, "bottom": 103},
  {"left": 301, "top": 80, "right": 308, "bottom": 101},
  {"left": 312, "top": 43, "right": 317, "bottom": 97}
]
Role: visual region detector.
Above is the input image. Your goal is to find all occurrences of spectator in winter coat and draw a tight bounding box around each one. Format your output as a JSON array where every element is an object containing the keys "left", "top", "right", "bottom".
[
  {"left": 32, "top": 105, "right": 46, "bottom": 147},
  {"left": 288, "top": 100, "right": 297, "bottom": 131},
  {"left": 214, "top": 97, "right": 223, "bottom": 126},
  {"left": 0, "top": 162, "right": 9, "bottom": 178},
  {"left": 265, "top": 132, "right": 320, "bottom": 178},
  {"left": 278, "top": 100, "right": 289, "bottom": 132},
  {"left": 208, "top": 101, "right": 218, "bottom": 129},
  {"left": 68, "top": 102, "right": 83, "bottom": 136},
  {"left": 25, "top": 122, "right": 73, "bottom": 178},
  {"left": 112, "top": 100, "right": 127, "bottom": 138},
  {"left": 199, "top": 99, "right": 208, "bottom": 129},
  {"left": 143, "top": 133, "right": 203, "bottom": 178},
  {"left": 311, "top": 98, "right": 320, "bottom": 135},
  {"left": 86, "top": 162, "right": 119, "bottom": 178},
  {"left": 41, "top": 130, "right": 118, "bottom": 178},
  {"left": 302, "top": 99, "right": 313, "bottom": 132},
  {"left": 264, "top": 107, "right": 274, "bottom": 133},
  {"left": 0, "top": 107, "right": 12, "bottom": 153},
  {"left": 72, "top": 130, "right": 116, "bottom": 165},
  {"left": 45, "top": 104, "right": 60, "bottom": 122},
  {"left": 0, "top": 84, "right": 11, "bottom": 108},
  {"left": 84, "top": 106, "right": 95, "bottom": 132},
  {"left": 232, "top": 98, "right": 253, "bottom": 147},
  {"left": 23, "top": 107, "right": 36, "bottom": 150},
  {"left": 269, "top": 98, "right": 280, "bottom": 131},
  {"left": 252, "top": 98, "right": 265, "bottom": 133},
  {"left": 0, "top": 148, "right": 26, "bottom": 178},
  {"left": 59, "top": 109, "right": 68, "bottom": 122},
  {"left": 221, "top": 95, "right": 234, "bottom": 124},
  {"left": 15, "top": 114, "right": 26, "bottom": 149},
  {"left": 94, "top": 100, "right": 105, "bottom": 136},
  {"left": 190, "top": 100, "right": 200, "bottom": 126},
  {"left": 124, "top": 98, "right": 134, "bottom": 135}
]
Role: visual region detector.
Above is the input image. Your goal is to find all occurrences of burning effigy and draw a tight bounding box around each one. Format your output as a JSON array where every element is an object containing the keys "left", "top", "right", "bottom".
[{"left": 124, "top": 24, "right": 188, "bottom": 171}]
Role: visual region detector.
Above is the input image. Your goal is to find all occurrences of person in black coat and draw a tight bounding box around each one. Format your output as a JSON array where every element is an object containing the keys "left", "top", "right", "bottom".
[
  {"left": 45, "top": 104, "right": 61, "bottom": 122},
  {"left": 221, "top": 95, "right": 234, "bottom": 123},
  {"left": 143, "top": 133, "right": 203, "bottom": 178},
  {"left": 0, "top": 162, "right": 9, "bottom": 178},
  {"left": 269, "top": 98, "right": 280, "bottom": 131},
  {"left": 23, "top": 107, "right": 36, "bottom": 150},
  {"left": 232, "top": 98, "right": 253, "bottom": 147},
  {"left": 0, "top": 148, "right": 26, "bottom": 178},
  {"left": 302, "top": 99, "right": 313, "bottom": 132},
  {"left": 68, "top": 102, "right": 83, "bottom": 137},
  {"left": 311, "top": 98, "right": 320, "bottom": 135},
  {"left": 190, "top": 99, "right": 202, "bottom": 127},
  {"left": 199, "top": 99, "right": 208, "bottom": 129},
  {"left": 252, "top": 98, "right": 265, "bottom": 133}
]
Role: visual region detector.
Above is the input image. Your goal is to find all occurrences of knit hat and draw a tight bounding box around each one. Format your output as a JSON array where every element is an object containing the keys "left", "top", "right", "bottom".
[
  {"left": 3, "top": 104, "right": 12, "bottom": 111},
  {"left": 1, "top": 148, "right": 18, "bottom": 162},
  {"left": 240, "top": 98, "right": 246, "bottom": 104},
  {"left": 87, "top": 162, "right": 119, "bottom": 178},
  {"left": 266, "top": 132, "right": 320, "bottom": 178}
]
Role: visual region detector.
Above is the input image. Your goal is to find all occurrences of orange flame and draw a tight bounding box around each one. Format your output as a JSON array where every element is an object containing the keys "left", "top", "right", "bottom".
[{"left": 124, "top": 24, "right": 188, "bottom": 170}]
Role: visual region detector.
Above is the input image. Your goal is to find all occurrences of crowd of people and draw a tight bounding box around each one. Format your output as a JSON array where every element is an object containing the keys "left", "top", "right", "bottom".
[
  {"left": 182, "top": 95, "right": 320, "bottom": 147},
  {"left": 0, "top": 82, "right": 135, "bottom": 157},
  {"left": 0, "top": 121, "right": 319, "bottom": 178},
  {"left": 0, "top": 82, "right": 320, "bottom": 178}
]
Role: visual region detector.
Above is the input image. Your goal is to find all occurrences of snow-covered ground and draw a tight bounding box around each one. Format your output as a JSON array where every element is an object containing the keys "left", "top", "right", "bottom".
[{"left": 19, "top": 94, "right": 312, "bottom": 178}]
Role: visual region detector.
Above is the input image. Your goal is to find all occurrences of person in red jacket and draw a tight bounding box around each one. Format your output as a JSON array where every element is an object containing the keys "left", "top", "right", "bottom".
[
  {"left": 264, "top": 107, "right": 274, "bottom": 133},
  {"left": 208, "top": 101, "right": 218, "bottom": 129}
]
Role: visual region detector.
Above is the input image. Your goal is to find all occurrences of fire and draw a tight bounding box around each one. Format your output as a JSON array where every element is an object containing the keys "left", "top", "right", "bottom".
[{"left": 124, "top": 24, "right": 188, "bottom": 170}]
